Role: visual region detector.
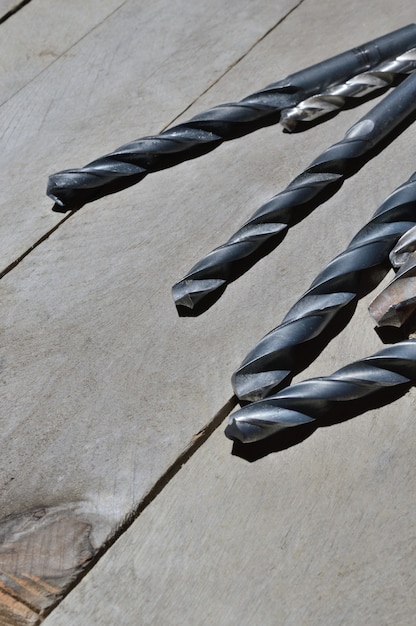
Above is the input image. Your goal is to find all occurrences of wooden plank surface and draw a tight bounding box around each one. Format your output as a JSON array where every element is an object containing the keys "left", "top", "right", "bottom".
[
  {"left": 0, "top": 0, "right": 309, "bottom": 621},
  {"left": 0, "top": 0, "right": 297, "bottom": 270},
  {"left": 2, "top": 0, "right": 416, "bottom": 622},
  {"left": 0, "top": 0, "right": 125, "bottom": 105},
  {"left": 44, "top": 390, "right": 416, "bottom": 626},
  {"left": 39, "top": 0, "right": 416, "bottom": 622}
]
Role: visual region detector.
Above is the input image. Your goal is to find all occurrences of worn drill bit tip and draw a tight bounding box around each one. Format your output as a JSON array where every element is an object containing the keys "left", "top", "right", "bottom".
[
  {"left": 47, "top": 25, "right": 416, "bottom": 210},
  {"left": 280, "top": 48, "right": 416, "bottom": 132},
  {"left": 232, "top": 173, "right": 416, "bottom": 402},
  {"left": 173, "top": 73, "right": 416, "bottom": 316},
  {"left": 369, "top": 226, "right": 416, "bottom": 328},
  {"left": 226, "top": 340, "right": 416, "bottom": 443}
]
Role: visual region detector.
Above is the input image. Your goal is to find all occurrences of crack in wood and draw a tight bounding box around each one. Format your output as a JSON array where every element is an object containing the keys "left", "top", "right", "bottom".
[
  {"left": 0, "top": 212, "right": 75, "bottom": 282},
  {"left": 41, "top": 396, "right": 238, "bottom": 619}
]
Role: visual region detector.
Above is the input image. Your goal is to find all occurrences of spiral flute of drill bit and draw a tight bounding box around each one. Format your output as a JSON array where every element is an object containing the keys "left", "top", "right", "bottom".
[
  {"left": 280, "top": 48, "right": 416, "bottom": 131},
  {"left": 232, "top": 173, "right": 416, "bottom": 403},
  {"left": 172, "top": 73, "right": 416, "bottom": 315},
  {"left": 225, "top": 340, "right": 416, "bottom": 443},
  {"left": 46, "top": 25, "right": 416, "bottom": 210}
]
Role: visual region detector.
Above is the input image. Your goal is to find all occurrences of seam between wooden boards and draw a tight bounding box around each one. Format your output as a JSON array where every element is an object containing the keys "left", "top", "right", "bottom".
[
  {"left": 1, "top": 3, "right": 307, "bottom": 622},
  {"left": 0, "top": 0, "right": 307, "bottom": 284},
  {"left": 0, "top": 0, "right": 129, "bottom": 109},
  {"left": 39, "top": 396, "right": 238, "bottom": 622}
]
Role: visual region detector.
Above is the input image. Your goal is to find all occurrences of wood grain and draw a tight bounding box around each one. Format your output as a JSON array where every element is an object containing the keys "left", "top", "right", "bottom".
[
  {"left": 0, "top": 0, "right": 298, "bottom": 269},
  {"left": 0, "top": 0, "right": 304, "bottom": 621},
  {"left": 39, "top": 0, "right": 416, "bottom": 622},
  {"left": 44, "top": 389, "right": 416, "bottom": 626},
  {"left": 2, "top": 0, "right": 416, "bottom": 623},
  {"left": 0, "top": 0, "right": 125, "bottom": 105},
  {"left": 0, "top": 506, "right": 93, "bottom": 624}
]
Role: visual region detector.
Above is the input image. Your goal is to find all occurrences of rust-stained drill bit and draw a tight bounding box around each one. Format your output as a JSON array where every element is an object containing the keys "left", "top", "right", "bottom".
[
  {"left": 225, "top": 340, "right": 416, "bottom": 443},
  {"left": 173, "top": 73, "right": 416, "bottom": 316},
  {"left": 281, "top": 48, "right": 416, "bottom": 132},
  {"left": 47, "top": 25, "right": 416, "bottom": 210},
  {"left": 232, "top": 173, "right": 416, "bottom": 402},
  {"left": 369, "top": 225, "right": 416, "bottom": 327}
]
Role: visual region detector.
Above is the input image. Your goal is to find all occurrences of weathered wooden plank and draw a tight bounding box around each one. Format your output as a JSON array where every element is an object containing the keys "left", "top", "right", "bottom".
[
  {"left": 36, "top": 0, "right": 416, "bottom": 622},
  {"left": 0, "top": 0, "right": 306, "bottom": 621},
  {"left": 0, "top": 0, "right": 27, "bottom": 22},
  {"left": 44, "top": 382, "right": 416, "bottom": 626},
  {"left": 0, "top": 0, "right": 298, "bottom": 270},
  {"left": 0, "top": 0, "right": 125, "bottom": 105}
]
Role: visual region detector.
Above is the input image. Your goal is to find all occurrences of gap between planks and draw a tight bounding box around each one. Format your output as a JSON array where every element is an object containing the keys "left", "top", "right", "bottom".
[
  {"left": 0, "top": 0, "right": 128, "bottom": 109},
  {"left": 1, "top": 2, "right": 305, "bottom": 621},
  {"left": 40, "top": 396, "right": 238, "bottom": 622},
  {"left": 167, "top": 0, "right": 306, "bottom": 128},
  {"left": 0, "top": 0, "right": 306, "bottom": 281}
]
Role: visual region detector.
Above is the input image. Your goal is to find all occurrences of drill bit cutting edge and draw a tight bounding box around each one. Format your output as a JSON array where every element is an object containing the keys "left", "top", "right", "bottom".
[
  {"left": 173, "top": 72, "right": 416, "bottom": 316},
  {"left": 47, "top": 25, "right": 416, "bottom": 210},
  {"left": 369, "top": 225, "right": 416, "bottom": 328},
  {"left": 232, "top": 173, "right": 416, "bottom": 403},
  {"left": 225, "top": 340, "right": 416, "bottom": 444}
]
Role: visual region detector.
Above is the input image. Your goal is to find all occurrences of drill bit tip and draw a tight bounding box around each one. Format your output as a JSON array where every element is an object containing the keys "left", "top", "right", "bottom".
[
  {"left": 172, "top": 278, "right": 227, "bottom": 310},
  {"left": 227, "top": 340, "right": 416, "bottom": 444},
  {"left": 232, "top": 173, "right": 416, "bottom": 402}
]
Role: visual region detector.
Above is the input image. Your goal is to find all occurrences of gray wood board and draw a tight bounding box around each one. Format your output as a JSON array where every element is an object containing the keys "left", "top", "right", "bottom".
[
  {"left": 0, "top": 0, "right": 307, "bottom": 621},
  {"left": 0, "top": 0, "right": 297, "bottom": 270},
  {"left": 0, "top": 0, "right": 125, "bottom": 105},
  {"left": 2, "top": 0, "right": 416, "bottom": 622},
  {"left": 42, "top": 0, "right": 416, "bottom": 621},
  {"left": 44, "top": 389, "right": 416, "bottom": 626}
]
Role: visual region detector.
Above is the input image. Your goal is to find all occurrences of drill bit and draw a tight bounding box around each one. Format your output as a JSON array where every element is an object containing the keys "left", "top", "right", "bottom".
[
  {"left": 389, "top": 224, "right": 416, "bottom": 267},
  {"left": 281, "top": 48, "right": 416, "bottom": 132},
  {"left": 225, "top": 339, "right": 416, "bottom": 443},
  {"left": 173, "top": 73, "right": 416, "bottom": 316},
  {"left": 232, "top": 173, "right": 416, "bottom": 402},
  {"left": 369, "top": 226, "right": 416, "bottom": 328},
  {"left": 47, "top": 25, "right": 416, "bottom": 210}
]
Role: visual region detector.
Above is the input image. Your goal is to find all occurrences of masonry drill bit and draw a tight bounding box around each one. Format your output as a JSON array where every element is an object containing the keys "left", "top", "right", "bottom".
[
  {"left": 232, "top": 173, "right": 416, "bottom": 402},
  {"left": 46, "top": 25, "right": 416, "bottom": 210},
  {"left": 225, "top": 339, "right": 416, "bottom": 443},
  {"left": 173, "top": 73, "right": 416, "bottom": 316},
  {"left": 280, "top": 48, "right": 416, "bottom": 132}
]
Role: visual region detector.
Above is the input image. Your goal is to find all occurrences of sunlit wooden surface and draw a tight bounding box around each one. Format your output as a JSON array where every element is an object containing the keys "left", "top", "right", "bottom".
[{"left": 1, "top": 0, "right": 416, "bottom": 624}]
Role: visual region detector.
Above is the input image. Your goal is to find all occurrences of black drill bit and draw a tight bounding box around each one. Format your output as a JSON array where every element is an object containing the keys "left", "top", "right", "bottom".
[
  {"left": 281, "top": 48, "right": 416, "bottom": 131},
  {"left": 225, "top": 339, "right": 416, "bottom": 443},
  {"left": 47, "top": 25, "right": 416, "bottom": 211},
  {"left": 232, "top": 173, "right": 416, "bottom": 402},
  {"left": 173, "top": 73, "right": 416, "bottom": 316}
]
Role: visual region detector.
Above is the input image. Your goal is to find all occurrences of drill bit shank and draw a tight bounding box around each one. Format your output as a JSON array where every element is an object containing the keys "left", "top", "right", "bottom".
[
  {"left": 233, "top": 173, "right": 416, "bottom": 402},
  {"left": 173, "top": 73, "right": 416, "bottom": 315},
  {"left": 47, "top": 25, "right": 416, "bottom": 210},
  {"left": 225, "top": 340, "right": 416, "bottom": 443}
]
